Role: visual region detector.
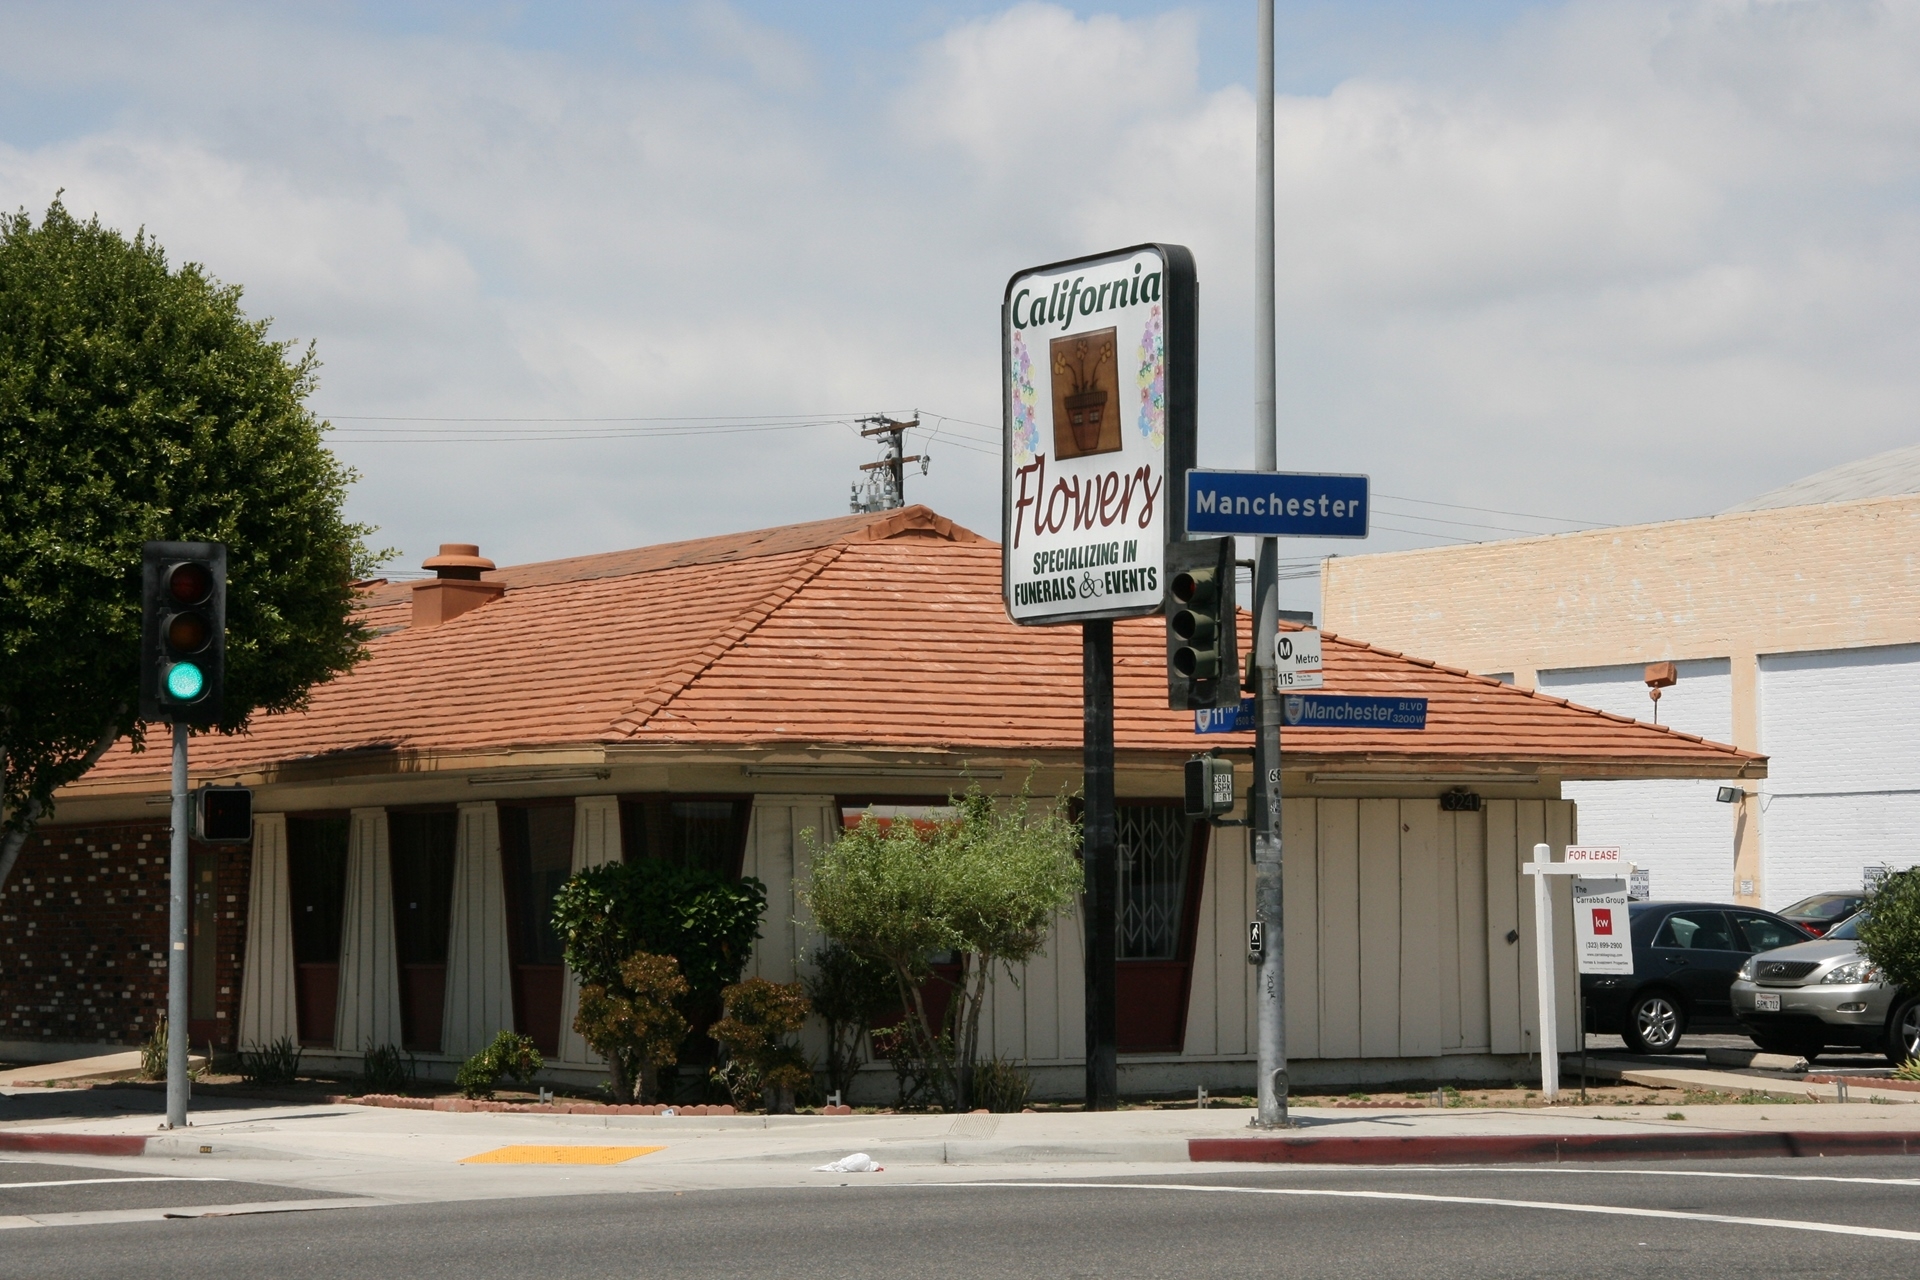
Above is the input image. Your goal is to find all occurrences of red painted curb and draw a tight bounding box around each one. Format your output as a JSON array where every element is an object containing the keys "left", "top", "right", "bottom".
[
  {"left": 0, "top": 1132, "right": 149, "bottom": 1157},
  {"left": 1189, "top": 1131, "right": 1920, "bottom": 1165}
]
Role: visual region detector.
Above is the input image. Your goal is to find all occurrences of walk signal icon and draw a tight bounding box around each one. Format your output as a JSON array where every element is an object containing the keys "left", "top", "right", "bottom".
[{"left": 140, "top": 542, "right": 227, "bottom": 726}]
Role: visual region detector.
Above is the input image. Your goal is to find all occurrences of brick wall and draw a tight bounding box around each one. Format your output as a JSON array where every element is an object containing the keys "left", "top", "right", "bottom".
[{"left": 0, "top": 820, "right": 251, "bottom": 1051}]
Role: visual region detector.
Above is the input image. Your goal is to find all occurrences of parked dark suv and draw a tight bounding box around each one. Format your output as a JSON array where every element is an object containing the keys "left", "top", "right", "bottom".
[{"left": 1581, "top": 901, "right": 1813, "bottom": 1053}]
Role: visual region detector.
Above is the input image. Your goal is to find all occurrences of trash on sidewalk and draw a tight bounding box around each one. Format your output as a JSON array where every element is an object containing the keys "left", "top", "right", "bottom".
[{"left": 813, "top": 1152, "right": 884, "bottom": 1173}]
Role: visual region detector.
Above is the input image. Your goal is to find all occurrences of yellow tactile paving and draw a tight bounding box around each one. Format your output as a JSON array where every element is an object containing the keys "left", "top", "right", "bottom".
[{"left": 460, "top": 1145, "right": 665, "bottom": 1165}]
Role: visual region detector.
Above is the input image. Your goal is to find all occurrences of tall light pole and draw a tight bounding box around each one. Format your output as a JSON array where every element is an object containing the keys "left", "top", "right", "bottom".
[{"left": 1249, "top": 0, "right": 1289, "bottom": 1130}]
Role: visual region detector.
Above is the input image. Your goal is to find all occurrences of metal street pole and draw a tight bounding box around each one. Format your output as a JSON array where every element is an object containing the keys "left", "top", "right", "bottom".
[
  {"left": 165, "top": 719, "right": 190, "bottom": 1129},
  {"left": 1083, "top": 620, "right": 1119, "bottom": 1110},
  {"left": 1249, "top": 0, "right": 1289, "bottom": 1130}
]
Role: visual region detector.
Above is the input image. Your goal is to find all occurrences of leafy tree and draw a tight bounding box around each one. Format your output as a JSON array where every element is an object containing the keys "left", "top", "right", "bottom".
[
  {"left": 551, "top": 859, "right": 766, "bottom": 1098},
  {"left": 801, "top": 783, "right": 1082, "bottom": 1110},
  {"left": 0, "top": 200, "right": 381, "bottom": 889},
  {"left": 575, "top": 952, "right": 689, "bottom": 1104},
  {"left": 1858, "top": 869, "right": 1920, "bottom": 994}
]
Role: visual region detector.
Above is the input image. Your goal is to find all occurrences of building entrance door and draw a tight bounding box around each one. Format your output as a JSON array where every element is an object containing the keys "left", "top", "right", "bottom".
[
  {"left": 188, "top": 849, "right": 219, "bottom": 1047},
  {"left": 501, "top": 804, "right": 575, "bottom": 1056},
  {"left": 1115, "top": 804, "right": 1209, "bottom": 1054},
  {"left": 286, "top": 815, "right": 349, "bottom": 1047}
]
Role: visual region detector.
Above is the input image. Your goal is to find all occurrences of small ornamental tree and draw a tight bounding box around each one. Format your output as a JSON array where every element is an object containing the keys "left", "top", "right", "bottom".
[
  {"left": 1858, "top": 869, "right": 1920, "bottom": 995},
  {"left": 804, "top": 942, "right": 896, "bottom": 1098},
  {"left": 551, "top": 859, "right": 765, "bottom": 1098},
  {"left": 801, "top": 782, "right": 1081, "bottom": 1110},
  {"left": 575, "top": 952, "right": 689, "bottom": 1104},
  {"left": 0, "top": 200, "right": 382, "bottom": 891},
  {"left": 710, "top": 977, "right": 812, "bottom": 1113}
]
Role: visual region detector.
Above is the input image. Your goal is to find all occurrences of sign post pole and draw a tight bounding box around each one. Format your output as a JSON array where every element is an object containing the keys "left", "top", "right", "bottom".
[
  {"left": 165, "top": 719, "right": 190, "bottom": 1130},
  {"left": 1083, "top": 621, "right": 1118, "bottom": 1110},
  {"left": 1248, "top": 0, "right": 1289, "bottom": 1131},
  {"left": 1531, "top": 844, "right": 1559, "bottom": 1101},
  {"left": 1521, "top": 844, "right": 1630, "bottom": 1103}
]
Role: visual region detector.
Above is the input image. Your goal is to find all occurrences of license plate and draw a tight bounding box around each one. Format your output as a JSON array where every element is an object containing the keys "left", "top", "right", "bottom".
[{"left": 1755, "top": 992, "right": 1781, "bottom": 1012}]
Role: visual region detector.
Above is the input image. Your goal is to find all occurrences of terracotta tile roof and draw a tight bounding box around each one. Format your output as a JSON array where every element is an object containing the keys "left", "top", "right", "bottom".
[{"left": 79, "top": 505, "right": 1763, "bottom": 787}]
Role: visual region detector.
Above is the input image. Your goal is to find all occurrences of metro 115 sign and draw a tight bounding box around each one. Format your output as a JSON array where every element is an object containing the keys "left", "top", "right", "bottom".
[{"left": 1002, "top": 244, "right": 1197, "bottom": 625}]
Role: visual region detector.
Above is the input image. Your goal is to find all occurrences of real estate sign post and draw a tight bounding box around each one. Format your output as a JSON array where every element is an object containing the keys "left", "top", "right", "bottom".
[{"left": 1003, "top": 242, "right": 1197, "bottom": 1112}]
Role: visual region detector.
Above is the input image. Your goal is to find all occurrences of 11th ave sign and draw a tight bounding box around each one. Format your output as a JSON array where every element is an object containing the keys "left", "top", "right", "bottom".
[{"left": 1184, "top": 468, "right": 1369, "bottom": 538}]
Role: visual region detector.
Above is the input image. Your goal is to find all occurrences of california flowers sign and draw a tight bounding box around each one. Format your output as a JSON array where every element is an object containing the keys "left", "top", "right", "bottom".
[{"left": 1001, "top": 245, "right": 1196, "bottom": 625}]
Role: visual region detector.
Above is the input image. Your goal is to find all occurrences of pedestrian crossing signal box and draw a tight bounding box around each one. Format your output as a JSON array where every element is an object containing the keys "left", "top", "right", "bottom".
[
  {"left": 194, "top": 786, "right": 253, "bottom": 843},
  {"left": 1184, "top": 754, "right": 1235, "bottom": 820}
]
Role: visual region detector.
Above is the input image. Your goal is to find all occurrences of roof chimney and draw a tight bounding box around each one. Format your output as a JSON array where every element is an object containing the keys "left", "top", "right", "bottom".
[{"left": 412, "top": 543, "right": 504, "bottom": 628}]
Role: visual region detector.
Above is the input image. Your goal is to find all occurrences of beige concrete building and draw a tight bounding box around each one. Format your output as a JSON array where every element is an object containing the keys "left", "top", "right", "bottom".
[{"left": 1322, "top": 447, "right": 1920, "bottom": 911}]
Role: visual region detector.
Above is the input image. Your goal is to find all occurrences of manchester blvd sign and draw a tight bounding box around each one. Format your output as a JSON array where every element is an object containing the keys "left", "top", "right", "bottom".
[{"left": 1184, "top": 468, "right": 1369, "bottom": 539}]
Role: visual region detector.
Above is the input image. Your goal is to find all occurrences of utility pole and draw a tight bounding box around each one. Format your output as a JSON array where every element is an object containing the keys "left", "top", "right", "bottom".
[
  {"left": 850, "top": 414, "right": 926, "bottom": 512},
  {"left": 1249, "top": 0, "right": 1289, "bottom": 1130}
]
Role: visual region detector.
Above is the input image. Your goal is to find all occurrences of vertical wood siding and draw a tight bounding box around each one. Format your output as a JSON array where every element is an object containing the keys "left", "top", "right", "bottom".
[
  {"left": 740, "top": 797, "right": 837, "bottom": 1062},
  {"left": 237, "top": 812, "right": 297, "bottom": 1048},
  {"left": 333, "top": 809, "right": 403, "bottom": 1052},
  {"left": 441, "top": 802, "right": 515, "bottom": 1061},
  {"left": 555, "top": 796, "right": 623, "bottom": 1066}
]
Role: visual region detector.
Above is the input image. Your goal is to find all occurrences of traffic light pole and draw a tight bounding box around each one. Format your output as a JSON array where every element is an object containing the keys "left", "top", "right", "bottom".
[
  {"left": 165, "top": 719, "right": 190, "bottom": 1129},
  {"left": 1083, "top": 619, "right": 1118, "bottom": 1111},
  {"left": 1249, "top": 0, "right": 1289, "bottom": 1130}
]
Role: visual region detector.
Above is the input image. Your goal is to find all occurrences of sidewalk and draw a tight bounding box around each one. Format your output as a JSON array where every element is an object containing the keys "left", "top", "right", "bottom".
[{"left": 7, "top": 1091, "right": 1920, "bottom": 1204}]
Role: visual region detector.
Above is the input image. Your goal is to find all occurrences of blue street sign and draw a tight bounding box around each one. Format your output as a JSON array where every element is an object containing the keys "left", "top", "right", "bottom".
[
  {"left": 1195, "top": 697, "right": 1255, "bottom": 734},
  {"left": 1185, "top": 469, "right": 1369, "bottom": 538},
  {"left": 1282, "top": 695, "right": 1427, "bottom": 730}
]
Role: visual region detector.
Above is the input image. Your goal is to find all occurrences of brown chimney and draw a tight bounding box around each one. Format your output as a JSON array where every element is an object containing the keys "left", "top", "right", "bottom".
[{"left": 411, "top": 543, "right": 505, "bottom": 628}]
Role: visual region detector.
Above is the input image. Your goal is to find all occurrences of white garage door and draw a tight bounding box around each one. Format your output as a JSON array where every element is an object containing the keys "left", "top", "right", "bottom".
[
  {"left": 1759, "top": 644, "right": 1920, "bottom": 910},
  {"left": 1537, "top": 659, "right": 1734, "bottom": 902}
]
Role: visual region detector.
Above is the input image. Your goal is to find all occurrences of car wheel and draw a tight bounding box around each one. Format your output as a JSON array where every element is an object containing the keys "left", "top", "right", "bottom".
[
  {"left": 1886, "top": 996, "right": 1920, "bottom": 1066},
  {"left": 1623, "top": 991, "right": 1687, "bottom": 1054}
]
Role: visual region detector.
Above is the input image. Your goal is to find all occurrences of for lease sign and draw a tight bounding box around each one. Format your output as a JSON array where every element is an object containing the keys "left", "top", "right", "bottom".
[{"left": 1002, "top": 244, "right": 1196, "bottom": 625}]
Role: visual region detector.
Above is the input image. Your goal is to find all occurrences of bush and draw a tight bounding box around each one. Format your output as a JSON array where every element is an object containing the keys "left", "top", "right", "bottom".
[
  {"left": 361, "top": 1043, "right": 415, "bottom": 1094},
  {"left": 710, "top": 978, "right": 813, "bottom": 1113},
  {"left": 805, "top": 943, "right": 896, "bottom": 1099},
  {"left": 802, "top": 781, "right": 1081, "bottom": 1110},
  {"left": 970, "top": 1056, "right": 1032, "bottom": 1113},
  {"left": 138, "top": 1017, "right": 168, "bottom": 1081},
  {"left": 575, "top": 952, "right": 690, "bottom": 1104},
  {"left": 1858, "top": 869, "right": 1920, "bottom": 992},
  {"left": 456, "top": 1031, "right": 545, "bottom": 1100},
  {"left": 237, "top": 1036, "right": 303, "bottom": 1087}
]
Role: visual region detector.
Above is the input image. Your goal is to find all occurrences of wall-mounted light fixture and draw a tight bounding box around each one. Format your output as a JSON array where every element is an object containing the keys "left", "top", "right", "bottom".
[
  {"left": 1715, "top": 785, "right": 1742, "bottom": 804},
  {"left": 1645, "top": 661, "right": 1678, "bottom": 725}
]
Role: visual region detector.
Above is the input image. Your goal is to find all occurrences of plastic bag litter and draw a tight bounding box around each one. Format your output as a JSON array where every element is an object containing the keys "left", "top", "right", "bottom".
[{"left": 813, "top": 1152, "right": 884, "bottom": 1173}]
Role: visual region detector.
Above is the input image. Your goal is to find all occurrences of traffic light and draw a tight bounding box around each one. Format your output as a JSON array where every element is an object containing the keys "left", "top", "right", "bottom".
[
  {"left": 1164, "top": 536, "right": 1238, "bottom": 709},
  {"left": 194, "top": 785, "right": 253, "bottom": 842},
  {"left": 140, "top": 541, "right": 226, "bottom": 726}
]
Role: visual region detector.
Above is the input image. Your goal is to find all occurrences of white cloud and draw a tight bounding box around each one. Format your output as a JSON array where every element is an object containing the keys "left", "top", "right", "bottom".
[{"left": 2, "top": 0, "right": 1918, "bottom": 602}]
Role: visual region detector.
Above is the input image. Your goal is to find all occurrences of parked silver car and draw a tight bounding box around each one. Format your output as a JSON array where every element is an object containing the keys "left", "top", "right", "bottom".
[{"left": 1729, "top": 913, "right": 1920, "bottom": 1062}]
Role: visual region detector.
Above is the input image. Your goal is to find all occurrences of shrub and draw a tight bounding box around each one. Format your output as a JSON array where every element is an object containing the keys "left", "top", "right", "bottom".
[
  {"left": 710, "top": 977, "right": 813, "bottom": 1112},
  {"left": 971, "top": 1055, "right": 1032, "bottom": 1113},
  {"left": 551, "top": 860, "right": 766, "bottom": 1098},
  {"left": 575, "top": 952, "right": 690, "bottom": 1104},
  {"left": 1858, "top": 869, "right": 1920, "bottom": 993},
  {"left": 237, "top": 1036, "right": 303, "bottom": 1087},
  {"left": 804, "top": 943, "right": 896, "bottom": 1099},
  {"left": 802, "top": 781, "right": 1081, "bottom": 1110},
  {"left": 456, "top": 1031, "right": 545, "bottom": 1100},
  {"left": 138, "top": 1017, "right": 168, "bottom": 1081},
  {"left": 361, "top": 1043, "right": 415, "bottom": 1094}
]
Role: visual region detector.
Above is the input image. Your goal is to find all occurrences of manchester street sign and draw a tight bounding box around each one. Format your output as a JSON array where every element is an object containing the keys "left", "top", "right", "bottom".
[
  {"left": 1184, "top": 468, "right": 1369, "bottom": 538},
  {"left": 1281, "top": 694, "right": 1427, "bottom": 730},
  {"left": 1002, "top": 244, "right": 1197, "bottom": 625}
]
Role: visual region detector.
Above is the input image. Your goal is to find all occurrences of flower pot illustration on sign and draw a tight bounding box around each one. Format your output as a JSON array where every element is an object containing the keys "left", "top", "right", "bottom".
[{"left": 1050, "top": 327, "right": 1121, "bottom": 458}]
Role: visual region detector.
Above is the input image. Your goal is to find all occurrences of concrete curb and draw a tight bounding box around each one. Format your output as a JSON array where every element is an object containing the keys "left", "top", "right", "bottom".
[
  {"left": 1189, "top": 1130, "right": 1920, "bottom": 1165},
  {"left": 0, "top": 1132, "right": 148, "bottom": 1157}
]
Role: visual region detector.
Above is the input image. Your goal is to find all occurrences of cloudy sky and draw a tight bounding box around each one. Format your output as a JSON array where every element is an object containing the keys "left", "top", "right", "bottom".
[{"left": 4, "top": 0, "right": 1916, "bottom": 612}]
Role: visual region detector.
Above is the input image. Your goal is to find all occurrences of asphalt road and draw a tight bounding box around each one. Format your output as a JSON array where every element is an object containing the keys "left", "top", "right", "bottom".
[{"left": 5, "top": 1157, "right": 1920, "bottom": 1278}]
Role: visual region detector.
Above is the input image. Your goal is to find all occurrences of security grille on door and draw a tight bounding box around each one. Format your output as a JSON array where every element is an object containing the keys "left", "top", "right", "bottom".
[{"left": 1117, "top": 806, "right": 1190, "bottom": 959}]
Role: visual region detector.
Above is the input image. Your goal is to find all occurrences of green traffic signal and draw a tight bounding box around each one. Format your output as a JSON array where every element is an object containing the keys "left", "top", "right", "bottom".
[{"left": 164, "top": 660, "right": 206, "bottom": 702}]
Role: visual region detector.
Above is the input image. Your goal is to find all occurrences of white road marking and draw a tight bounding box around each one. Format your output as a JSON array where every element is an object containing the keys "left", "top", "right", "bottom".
[
  {"left": 1462, "top": 1166, "right": 1920, "bottom": 1188},
  {"left": 934, "top": 1181, "right": 1920, "bottom": 1243},
  {"left": 0, "top": 1177, "right": 227, "bottom": 1190}
]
